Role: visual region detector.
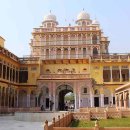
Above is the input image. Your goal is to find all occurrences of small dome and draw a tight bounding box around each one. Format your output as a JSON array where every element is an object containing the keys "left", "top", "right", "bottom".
[
  {"left": 44, "top": 12, "right": 57, "bottom": 22},
  {"left": 92, "top": 19, "right": 99, "bottom": 25},
  {"left": 77, "top": 11, "right": 90, "bottom": 21}
]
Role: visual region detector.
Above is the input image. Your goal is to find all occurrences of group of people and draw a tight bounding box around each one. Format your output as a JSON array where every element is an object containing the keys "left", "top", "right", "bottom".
[{"left": 41, "top": 100, "right": 54, "bottom": 111}]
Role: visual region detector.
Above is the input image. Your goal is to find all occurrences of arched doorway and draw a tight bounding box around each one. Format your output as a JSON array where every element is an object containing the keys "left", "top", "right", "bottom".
[
  {"left": 56, "top": 84, "right": 74, "bottom": 111},
  {"left": 37, "top": 86, "right": 49, "bottom": 109}
]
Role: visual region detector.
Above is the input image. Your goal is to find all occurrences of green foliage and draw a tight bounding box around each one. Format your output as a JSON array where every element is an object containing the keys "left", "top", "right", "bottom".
[
  {"left": 70, "top": 118, "right": 130, "bottom": 127},
  {"left": 64, "top": 92, "right": 74, "bottom": 101}
]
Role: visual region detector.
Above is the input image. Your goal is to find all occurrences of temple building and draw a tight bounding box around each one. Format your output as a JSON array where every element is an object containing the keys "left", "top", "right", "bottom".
[{"left": 0, "top": 10, "right": 130, "bottom": 111}]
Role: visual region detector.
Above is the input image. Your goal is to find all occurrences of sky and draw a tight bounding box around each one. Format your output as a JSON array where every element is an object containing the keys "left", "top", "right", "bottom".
[{"left": 0, "top": 0, "right": 130, "bottom": 57}]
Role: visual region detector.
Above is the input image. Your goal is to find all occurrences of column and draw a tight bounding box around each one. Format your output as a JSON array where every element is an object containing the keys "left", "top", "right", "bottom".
[
  {"left": 27, "top": 90, "right": 31, "bottom": 107},
  {"left": 7, "top": 88, "right": 10, "bottom": 107},
  {"left": 10, "top": 89, "right": 13, "bottom": 107},
  {"left": 0, "top": 87, "right": 1, "bottom": 107},
  {"left": 97, "top": 35, "right": 99, "bottom": 43},
  {"left": 1, "top": 61, "right": 3, "bottom": 79},
  {"left": 129, "top": 67, "right": 130, "bottom": 81},
  {"left": 61, "top": 48, "right": 63, "bottom": 59},
  {"left": 74, "top": 84, "right": 77, "bottom": 110},
  {"left": 53, "top": 82, "right": 56, "bottom": 111},
  {"left": 13, "top": 90, "right": 16, "bottom": 107},
  {"left": 100, "top": 94, "right": 104, "bottom": 107},
  {"left": 5, "top": 64, "right": 7, "bottom": 80},
  {"left": 75, "top": 47, "right": 78, "bottom": 59},
  {"left": 119, "top": 94, "right": 122, "bottom": 108},
  {"left": 90, "top": 93, "right": 94, "bottom": 107},
  {"left": 17, "top": 91, "right": 19, "bottom": 107},
  {"left": 68, "top": 34, "right": 70, "bottom": 45},
  {"left": 110, "top": 66, "right": 113, "bottom": 82},
  {"left": 78, "top": 89, "right": 81, "bottom": 108},
  {"left": 129, "top": 89, "right": 130, "bottom": 108},
  {"left": 61, "top": 34, "right": 64, "bottom": 45},
  {"left": 8, "top": 66, "right": 10, "bottom": 81},
  {"left": 14, "top": 68, "right": 16, "bottom": 82},
  {"left": 49, "top": 48, "right": 51, "bottom": 59},
  {"left": 115, "top": 94, "right": 118, "bottom": 108},
  {"left": 111, "top": 93, "right": 114, "bottom": 106},
  {"left": 68, "top": 47, "right": 70, "bottom": 59},
  {"left": 3, "top": 88, "right": 6, "bottom": 107},
  {"left": 90, "top": 34, "right": 92, "bottom": 44},
  {"left": 119, "top": 66, "right": 122, "bottom": 82}
]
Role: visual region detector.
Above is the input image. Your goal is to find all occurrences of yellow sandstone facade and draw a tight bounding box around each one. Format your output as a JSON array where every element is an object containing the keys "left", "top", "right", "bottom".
[{"left": 0, "top": 10, "right": 130, "bottom": 111}]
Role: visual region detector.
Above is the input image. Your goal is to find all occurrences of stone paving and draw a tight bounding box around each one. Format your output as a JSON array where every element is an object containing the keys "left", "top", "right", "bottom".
[{"left": 0, "top": 116, "right": 44, "bottom": 130}]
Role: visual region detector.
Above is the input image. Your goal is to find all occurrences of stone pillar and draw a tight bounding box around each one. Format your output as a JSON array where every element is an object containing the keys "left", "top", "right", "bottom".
[
  {"left": 7, "top": 89, "right": 10, "bottom": 107},
  {"left": 17, "top": 91, "right": 19, "bottom": 107},
  {"left": 13, "top": 90, "right": 16, "bottom": 107},
  {"left": 119, "top": 66, "right": 122, "bottom": 82},
  {"left": 68, "top": 47, "right": 70, "bottom": 59},
  {"left": 124, "top": 99, "right": 127, "bottom": 109},
  {"left": 129, "top": 67, "right": 130, "bottom": 81},
  {"left": 10, "top": 89, "right": 13, "bottom": 108},
  {"left": 90, "top": 34, "right": 92, "bottom": 44},
  {"left": 74, "top": 85, "right": 77, "bottom": 110},
  {"left": 90, "top": 93, "right": 94, "bottom": 107},
  {"left": 1, "top": 62, "right": 3, "bottom": 79},
  {"left": 129, "top": 89, "right": 130, "bottom": 108},
  {"left": 115, "top": 94, "right": 118, "bottom": 108},
  {"left": 14, "top": 68, "right": 17, "bottom": 82},
  {"left": 53, "top": 82, "right": 56, "bottom": 111},
  {"left": 27, "top": 90, "right": 31, "bottom": 107},
  {"left": 100, "top": 94, "right": 104, "bottom": 107},
  {"left": 0, "top": 87, "right": 1, "bottom": 107},
  {"left": 76, "top": 47, "right": 78, "bottom": 59},
  {"left": 8, "top": 66, "right": 10, "bottom": 81},
  {"left": 61, "top": 48, "right": 63, "bottom": 59},
  {"left": 3, "top": 88, "right": 6, "bottom": 107},
  {"left": 110, "top": 66, "right": 113, "bottom": 82},
  {"left": 68, "top": 34, "right": 70, "bottom": 45},
  {"left": 111, "top": 93, "right": 114, "bottom": 106},
  {"left": 78, "top": 90, "right": 81, "bottom": 108},
  {"left": 119, "top": 94, "right": 122, "bottom": 108},
  {"left": 5, "top": 64, "right": 7, "bottom": 80}
]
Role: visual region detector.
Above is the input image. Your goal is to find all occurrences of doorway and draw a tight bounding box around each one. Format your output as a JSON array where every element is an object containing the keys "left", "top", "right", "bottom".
[
  {"left": 57, "top": 84, "right": 74, "bottom": 111},
  {"left": 94, "top": 97, "right": 99, "bottom": 107}
]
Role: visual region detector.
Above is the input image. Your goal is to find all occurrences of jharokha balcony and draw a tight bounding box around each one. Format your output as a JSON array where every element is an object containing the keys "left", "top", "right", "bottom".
[{"left": 38, "top": 73, "right": 90, "bottom": 80}]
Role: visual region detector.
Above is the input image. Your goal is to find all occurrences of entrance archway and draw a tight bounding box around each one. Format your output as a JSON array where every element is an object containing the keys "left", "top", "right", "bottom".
[{"left": 56, "top": 84, "right": 74, "bottom": 111}]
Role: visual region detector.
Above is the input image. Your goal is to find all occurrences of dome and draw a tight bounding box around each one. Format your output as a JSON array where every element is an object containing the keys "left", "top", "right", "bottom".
[
  {"left": 44, "top": 12, "right": 57, "bottom": 22},
  {"left": 77, "top": 11, "right": 90, "bottom": 21},
  {"left": 92, "top": 19, "right": 99, "bottom": 25}
]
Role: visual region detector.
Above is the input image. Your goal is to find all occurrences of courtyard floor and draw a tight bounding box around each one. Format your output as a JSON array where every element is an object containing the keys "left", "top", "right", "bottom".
[{"left": 0, "top": 116, "right": 44, "bottom": 130}]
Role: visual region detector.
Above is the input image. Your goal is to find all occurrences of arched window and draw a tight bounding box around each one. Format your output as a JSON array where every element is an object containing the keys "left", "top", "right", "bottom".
[
  {"left": 46, "top": 49, "right": 49, "bottom": 58},
  {"left": 82, "top": 21, "right": 86, "bottom": 26},
  {"left": 83, "top": 48, "right": 86, "bottom": 57},
  {"left": 92, "top": 34, "right": 97, "bottom": 44},
  {"left": 46, "top": 88, "right": 49, "bottom": 94},
  {"left": 83, "top": 88, "right": 87, "bottom": 93},
  {"left": 93, "top": 47, "right": 98, "bottom": 55},
  {"left": 47, "top": 23, "right": 51, "bottom": 28}
]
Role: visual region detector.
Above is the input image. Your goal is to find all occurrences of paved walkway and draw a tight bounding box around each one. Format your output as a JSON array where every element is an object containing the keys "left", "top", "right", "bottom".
[{"left": 0, "top": 116, "right": 44, "bottom": 130}]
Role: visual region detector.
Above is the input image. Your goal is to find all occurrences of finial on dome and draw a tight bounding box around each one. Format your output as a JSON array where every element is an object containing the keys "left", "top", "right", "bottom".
[
  {"left": 83, "top": 8, "right": 84, "bottom": 11},
  {"left": 50, "top": 10, "right": 51, "bottom": 13}
]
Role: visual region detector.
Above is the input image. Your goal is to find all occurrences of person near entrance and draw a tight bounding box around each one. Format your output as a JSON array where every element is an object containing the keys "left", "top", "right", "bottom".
[{"left": 50, "top": 100, "right": 54, "bottom": 111}]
